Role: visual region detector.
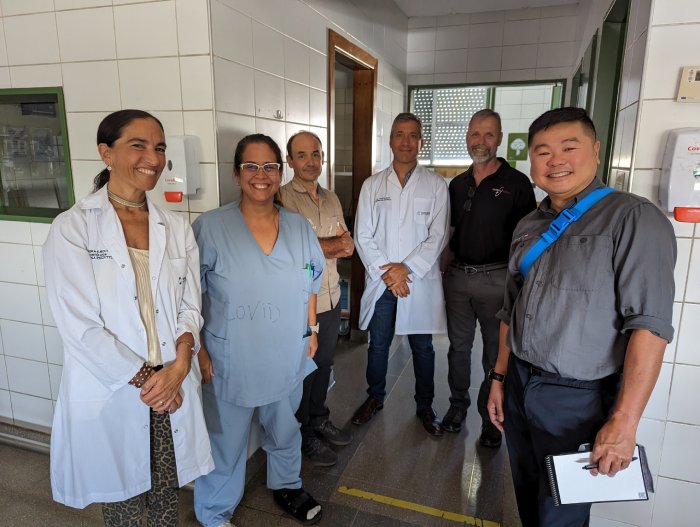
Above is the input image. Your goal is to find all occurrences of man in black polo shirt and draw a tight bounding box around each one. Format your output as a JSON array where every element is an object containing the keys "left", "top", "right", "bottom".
[{"left": 442, "top": 109, "right": 536, "bottom": 447}]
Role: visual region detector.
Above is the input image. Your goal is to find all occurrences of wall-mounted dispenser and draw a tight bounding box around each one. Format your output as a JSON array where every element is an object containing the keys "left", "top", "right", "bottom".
[
  {"left": 159, "top": 135, "right": 201, "bottom": 203},
  {"left": 659, "top": 128, "right": 700, "bottom": 222}
]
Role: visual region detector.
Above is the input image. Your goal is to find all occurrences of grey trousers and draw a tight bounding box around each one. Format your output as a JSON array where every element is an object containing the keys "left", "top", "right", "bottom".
[{"left": 444, "top": 265, "right": 507, "bottom": 423}]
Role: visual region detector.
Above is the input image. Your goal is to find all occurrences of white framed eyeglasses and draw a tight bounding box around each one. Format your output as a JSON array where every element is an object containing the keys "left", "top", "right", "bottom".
[{"left": 239, "top": 162, "right": 282, "bottom": 176}]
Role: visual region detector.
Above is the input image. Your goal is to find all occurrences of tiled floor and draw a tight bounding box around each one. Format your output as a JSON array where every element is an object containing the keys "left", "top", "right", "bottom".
[{"left": 0, "top": 333, "right": 522, "bottom": 526}]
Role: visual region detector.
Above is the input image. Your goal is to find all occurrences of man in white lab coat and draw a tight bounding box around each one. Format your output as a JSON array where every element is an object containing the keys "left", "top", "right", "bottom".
[{"left": 352, "top": 112, "right": 450, "bottom": 437}]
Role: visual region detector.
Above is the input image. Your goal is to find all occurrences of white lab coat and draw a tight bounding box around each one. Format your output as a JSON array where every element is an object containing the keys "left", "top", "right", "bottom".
[
  {"left": 43, "top": 186, "right": 213, "bottom": 509},
  {"left": 354, "top": 164, "right": 450, "bottom": 334}
]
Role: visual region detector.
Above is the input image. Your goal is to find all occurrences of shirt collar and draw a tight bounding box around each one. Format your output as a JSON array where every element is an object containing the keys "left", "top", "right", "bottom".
[
  {"left": 289, "top": 175, "right": 324, "bottom": 197},
  {"left": 538, "top": 176, "right": 603, "bottom": 215}
]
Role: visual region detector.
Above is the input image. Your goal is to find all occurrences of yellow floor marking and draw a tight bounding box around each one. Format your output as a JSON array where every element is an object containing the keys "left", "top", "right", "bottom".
[{"left": 337, "top": 485, "right": 501, "bottom": 527}]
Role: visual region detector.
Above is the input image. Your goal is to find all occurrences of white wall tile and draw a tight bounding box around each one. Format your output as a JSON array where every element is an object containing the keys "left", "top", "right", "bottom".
[
  {"left": 642, "top": 362, "right": 671, "bottom": 420},
  {"left": 0, "top": 320, "right": 46, "bottom": 362},
  {"left": 667, "top": 301, "right": 682, "bottom": 363},
  {"left": 119, "top": 58, "right": 182, "bottom": 111},
  {"left": 70, "top": 160, "right": 104, "bottom": 201},
  {"left": 434, "top": 72, "right": 467, "bottom": 84},
  {"left": 0, "top": 0, "right": 53, "bottom": 16},
  {"left": 211, "top": 0, "right": 253, "bottom": 66},
  {"left": 435, "top": 25, "right": 469, "bottom": 50},
  {"left": 254, "top": 70, "right": 285, "bottom": 120},
  {"left": 30, "top": 223, "right": 51, "bottom": 247},
  {"left": 114, "top": 1, "right": 178, "bottom": 59},
  {"left": 215, "top": 112, "right": 255, "bottom": 165},
  {"left": 56, "top": 7, "right": 116, "bottom": 62},
  {"left": 674, "top": 237, "right": 692, "bottom": 303},
  {"left": 0, "top": 19, "right": 8, "bottom": 66},
  {"left": 651, "top": 477, "right": 700, "bottom": 527},
  {"left": 214, "top": 60, "right": 255, "bottom": 115},
  {"left": 9, "top": 391, "right": 53, "bottom": 428},
  {"left": 471, "top": 11, "right": 505, "bottom": 24},
  {"left": 538, "top": 16, "right": 577, "bottom": 44},
  {"left": 66, "top": 112, "right": 108, "bottom": 161},
  {"left": 503, "top": 19, "right": 539, "bottom": 46},
  {"left": 55, "top": 0, "right": 111, "bottom": 9},
  {"left": 284, "top": 39, "right": 310, "bottom": 86},
  {"left": 433, "top": 49, "right": 467, "bottom": 74},
  {"left": 0, "top": 388, "right": 11, "bottom": 421},
  {"left": 0, "top": 221, "right": 31, "bottom": 244},
  {"left": 505, "top": 7, "right": 541, "bottom": 21},
  {"left": 176, "top": 0, "right": 210, "bottom": 55},
  {"left": 180, "top": 56, "right": 213, "bottom": 111},
  {"left": 540, "top": 4, "right": 579, "bottom": 18},
  {"left": 309, "top": 88, "right": 327, "bottom": 128},
  {"left": 643, "top": 25, "right": 698, "bottom": 100},
  {"left": 309, "top": 50, "right": 326, "bottom": 92},
  {"left": 0, "top": 283, "right": 41, "bottom": 324},
  {"left": 651, "top": 0, "right": 700, "bottom": 25},
  {"left": 670, "top": 215, "right": 694, "bottom": 239},
  {"left": 33, "top": 246, "right": 44, "bottom": 287},
  {"left": 667, "top": 364, "right": 700, "bottom": 425},
  {"left": 38, "top": 287, "right": 55, "bottom": 327},
  {"left": 676, "top": 302, "right": 700, "bottom": 366},
  {"left": 535, "top": 66, "right": 570, "bottom": 80},
  {"left": 0, "top": 243, "right": 36, "bottom": 285},
  {"left": 407, "top": 51, "right": 434, "bottom": 75},
  {"left": 593, "top": 490, "right": 654, "bottom": 526},
  {"left": 0, "top": 357, "right": 8, "bottom": 390},
  {"left": 62, "top": 62, "right": 121, "bottom": 113},
  {"left": 254, "top": 117, "right": 286, "bottom": 157},
  {"left": 252, "top": 22, "right": 285, "bottom": 76},
  {"left": 48, "top": 363, "right": 62, "bottom": 400},
  {"left": 188, "top": 163, "right": 219, "bottom": 213},
  {"left": 659, "top": 421, "right": 700, "bottom": 483},
  {"left": 634, "top": 101, "right": 700, "bottom": 169},
  {"left": 409, "top": 17, "right": 436, "bottom": 29},
  {"left": 468, "top": 22, "right": 504, "bottom": 48},
  {"left": 43, "top": 325, "right": 63, "bottom": 365},
  {"left": 285, "top": 81, "right": 309, "bottom": 125},
  {"left": 5, "top": 356, "right": 51, "bottom": 398},
  {"left": 684, "top": 241, "right": 700, "bottom": 303},
  {"left": 537, "top": 41, "right": 574, "bottom": 68},
  {"left": 500, "top": 69, "right": 536, "bottom": 82},
  {"left": 406, "top": 73, "right": 434, "bottom": 85},
  {"left": 9, "top": 64, "right": 62, "bottom": 88},
  {"left": 637, "top": 417, "right": 666, "bottom": 476},
  {"left": 467, "top": 46, "right": 502, "bottom": 73},
  {"left": 183, "top": 111, "right": 216, "bottom": 163},
  {"left": 407, "top": 28, "right": 436, "bottom": 52},
  {"left": 466, "top": 71, "right": 500, "bottom": 83},
  {"left": 3, "top": 12, "right": 59, "bottom": 66},
  {"left": 437, "top": 14, "right": 470, "bottom": 27},
  {"left": 0, "top": 67, "right": 10, "bottom": 88},
  {"left": 502, "top": 44, "right": 538, "bottom": 70}
]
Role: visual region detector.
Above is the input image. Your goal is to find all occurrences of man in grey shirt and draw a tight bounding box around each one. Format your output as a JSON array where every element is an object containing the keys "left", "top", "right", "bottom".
[{"left": 487, "top": 107, "right": 676, "bottom": 527}]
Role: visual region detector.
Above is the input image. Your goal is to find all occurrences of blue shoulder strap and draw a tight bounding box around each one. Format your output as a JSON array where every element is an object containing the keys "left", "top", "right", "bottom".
[{"left": 519, "top": 187, "right": 615, "bottom": 278}]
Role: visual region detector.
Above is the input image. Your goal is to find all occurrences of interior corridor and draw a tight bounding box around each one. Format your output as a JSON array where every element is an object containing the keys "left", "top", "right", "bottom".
[{"left": 0, "top": 333, "right": 521, "bottom": 527}]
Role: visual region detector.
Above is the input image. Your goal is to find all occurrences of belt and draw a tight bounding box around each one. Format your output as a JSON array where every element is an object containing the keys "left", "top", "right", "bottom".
[{"left": 451, "top": 261, "right": 508, "bottom": 275}]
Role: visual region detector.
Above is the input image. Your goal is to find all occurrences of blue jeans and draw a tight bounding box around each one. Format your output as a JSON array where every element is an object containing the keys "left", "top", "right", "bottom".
[{"left": 366, "top": 287, "right": 435, "bottom": 411}]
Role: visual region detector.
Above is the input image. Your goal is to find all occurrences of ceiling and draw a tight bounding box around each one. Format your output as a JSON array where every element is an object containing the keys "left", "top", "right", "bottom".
[{"left": 394, "top": 0, "right": 580, "bottom": 18}]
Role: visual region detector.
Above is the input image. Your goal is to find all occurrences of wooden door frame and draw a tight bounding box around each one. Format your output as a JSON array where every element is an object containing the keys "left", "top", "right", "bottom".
[{"left": 327, "top": 30, "right": 378, "bottom": 332}]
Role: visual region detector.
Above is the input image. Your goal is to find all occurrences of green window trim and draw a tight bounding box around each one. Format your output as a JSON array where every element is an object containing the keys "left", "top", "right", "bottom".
[{"left": 0, "top": 86, "right": 74, "bottom": 223}]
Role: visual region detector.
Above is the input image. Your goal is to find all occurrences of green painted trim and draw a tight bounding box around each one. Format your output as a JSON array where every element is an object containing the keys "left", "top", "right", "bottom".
[{"left": 0, "top": 86, "right": 74, "bottom": 224}]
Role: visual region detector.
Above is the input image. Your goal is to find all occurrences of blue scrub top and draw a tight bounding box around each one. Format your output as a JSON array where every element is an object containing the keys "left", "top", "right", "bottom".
[{"left": 193, "top": 203, "right": 324, "bottom": 407}]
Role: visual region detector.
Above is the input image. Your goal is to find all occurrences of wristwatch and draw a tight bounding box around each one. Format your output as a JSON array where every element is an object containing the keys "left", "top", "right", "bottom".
[
  {"left": 304, "top": 323, "right": 320, "bottom": 338},
  {"left": 488, "top": 368, "right": 506, "bottom": 383}
]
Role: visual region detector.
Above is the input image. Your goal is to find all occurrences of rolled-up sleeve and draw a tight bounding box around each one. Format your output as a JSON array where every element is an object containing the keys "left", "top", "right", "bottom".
[{"left": 613, "top": 202, "right": 676, "bottom": 342}]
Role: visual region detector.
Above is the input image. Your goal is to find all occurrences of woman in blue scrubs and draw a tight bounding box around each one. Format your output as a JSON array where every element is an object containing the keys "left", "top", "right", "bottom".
[{"left": 193, "top": 134, "right": 325, "bottom": 526}]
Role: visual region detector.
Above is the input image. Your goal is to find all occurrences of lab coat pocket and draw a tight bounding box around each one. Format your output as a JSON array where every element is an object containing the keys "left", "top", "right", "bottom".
[
  {"left": 414, "top": 198, "right": 433, "bottom": 225},
  {"left": 166, "top": 257, "right": 188, "bottom": 305}
]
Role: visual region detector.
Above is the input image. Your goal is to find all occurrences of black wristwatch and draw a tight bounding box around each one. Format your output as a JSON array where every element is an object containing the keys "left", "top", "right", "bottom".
[{"left": 488, "top": 368, "right": 506, "bottom": 382}]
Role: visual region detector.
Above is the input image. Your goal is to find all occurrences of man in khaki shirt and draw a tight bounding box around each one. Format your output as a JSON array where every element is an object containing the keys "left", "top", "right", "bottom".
[{"left": 280, "top": 131, "right": 354, "bottom": 466}]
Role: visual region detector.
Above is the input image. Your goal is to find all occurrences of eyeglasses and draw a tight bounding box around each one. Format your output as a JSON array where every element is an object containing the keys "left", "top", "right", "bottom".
[
  {"left": 463, "top": 186, "right": 476, "bottom": 213},
  {"left": 239, "top": 162, "right": 281, "bottom": 176}
]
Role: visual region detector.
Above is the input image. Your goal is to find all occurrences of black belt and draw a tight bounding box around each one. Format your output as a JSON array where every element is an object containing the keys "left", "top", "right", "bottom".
[{"left": 451, "top": 261, "right": 508, "bottom": 275}]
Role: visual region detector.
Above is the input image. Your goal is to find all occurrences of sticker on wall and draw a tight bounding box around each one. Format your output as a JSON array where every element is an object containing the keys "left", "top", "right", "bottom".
[{"left": 507, "top": 133, "right": 528, "bottom": 161}]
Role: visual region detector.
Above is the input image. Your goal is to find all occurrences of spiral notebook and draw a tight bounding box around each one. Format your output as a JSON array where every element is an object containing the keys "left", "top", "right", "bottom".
[{"left": 545, "top": 444, "right": 654, "bottom": 506}]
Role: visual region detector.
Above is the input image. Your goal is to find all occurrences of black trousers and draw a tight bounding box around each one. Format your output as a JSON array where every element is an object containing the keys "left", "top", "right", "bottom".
[
  {"left": 296, "top": 303, "right": 341, "bottom": 442},
  {"left": 504, "top": 354, "right": 620, "bottom": 527}
]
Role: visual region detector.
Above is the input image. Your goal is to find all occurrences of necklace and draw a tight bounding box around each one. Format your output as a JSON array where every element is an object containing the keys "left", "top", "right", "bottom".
[{"left": 108, "top": 190, "right": 146, "bottom": 208}]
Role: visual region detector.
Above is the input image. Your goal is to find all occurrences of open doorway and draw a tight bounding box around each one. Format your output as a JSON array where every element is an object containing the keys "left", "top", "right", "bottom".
[{"left": 327, "top": 30, "right": 378, "bottom": 334}]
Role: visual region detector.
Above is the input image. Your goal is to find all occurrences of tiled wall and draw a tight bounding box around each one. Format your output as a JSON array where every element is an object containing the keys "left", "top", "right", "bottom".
[
  {"left": 406, "top": 5, "right": 578, "bottom": 87},
  {"left": 0, "top": 0, "right": 215, "bottom": 431},
  {"left": 209, "top": 0, "right": 407, "bottom": 204}
]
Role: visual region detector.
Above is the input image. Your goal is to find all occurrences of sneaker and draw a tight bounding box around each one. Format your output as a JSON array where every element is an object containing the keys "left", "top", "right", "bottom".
[
  {"left": 302, "top": 436, "right": 337, "bottom": 466},
  {"left": 479, "top": 420, "right": 502, "bottom": 448},
  {"left": 441, "top": 404, "right": 467, "bottom": 433},
  {"left": 314, "top": 419, "right": 353, "bottom": 446}
]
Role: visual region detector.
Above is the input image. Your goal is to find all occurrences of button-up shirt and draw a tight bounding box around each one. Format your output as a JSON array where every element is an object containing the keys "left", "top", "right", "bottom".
[
  {"left": 497, "top": 178, "right": 676, "bottom": 380},
  {"left": 280, "top": 177, "right": 347, "bottom": 314}
]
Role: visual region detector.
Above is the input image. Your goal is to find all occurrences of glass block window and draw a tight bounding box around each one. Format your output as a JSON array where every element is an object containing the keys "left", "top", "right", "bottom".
[
  {"left": 0, "top": 88, "right": 73, "bottom": 222},
  {"left": 410, "top": 86, "right": 489, "bottom": 165}
]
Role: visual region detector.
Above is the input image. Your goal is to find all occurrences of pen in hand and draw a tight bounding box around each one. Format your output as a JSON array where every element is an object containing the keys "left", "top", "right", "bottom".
[{"left": 582, "top": 457, "right": 638, "bottom": 470}]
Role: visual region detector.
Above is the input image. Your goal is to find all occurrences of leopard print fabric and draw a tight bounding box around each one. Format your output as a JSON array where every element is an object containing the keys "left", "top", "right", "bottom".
[{"left": 102, "top": 409, "right": 179, "bottom": 526}]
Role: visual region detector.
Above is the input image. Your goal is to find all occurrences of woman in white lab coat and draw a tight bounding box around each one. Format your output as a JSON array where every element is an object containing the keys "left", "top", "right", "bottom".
[{"left": 43, "top": 110, "right": 213, "bottom": 526}]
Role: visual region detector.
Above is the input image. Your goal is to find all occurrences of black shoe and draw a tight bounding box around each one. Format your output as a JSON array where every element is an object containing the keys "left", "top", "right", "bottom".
[
  {"left": 314, "top": 419, "right": 353, "bottom": 446},
  {"left": 479, "top": 421, "right": 502, "bottom": 448},
  {"left": 273, "top": 487, "right": 322, "bottom": 525},
  {"left": 351, "top": 396, "right": 383, "bottom": 425},
  {"left": 442, "top": 404, "right": 467, "bottom": 433},
  {"left": 302, "top": 436, "right": 337, "bottom": 467},
  {"left": 416, "top": 407, "right": 443, "bottom": 437}
]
